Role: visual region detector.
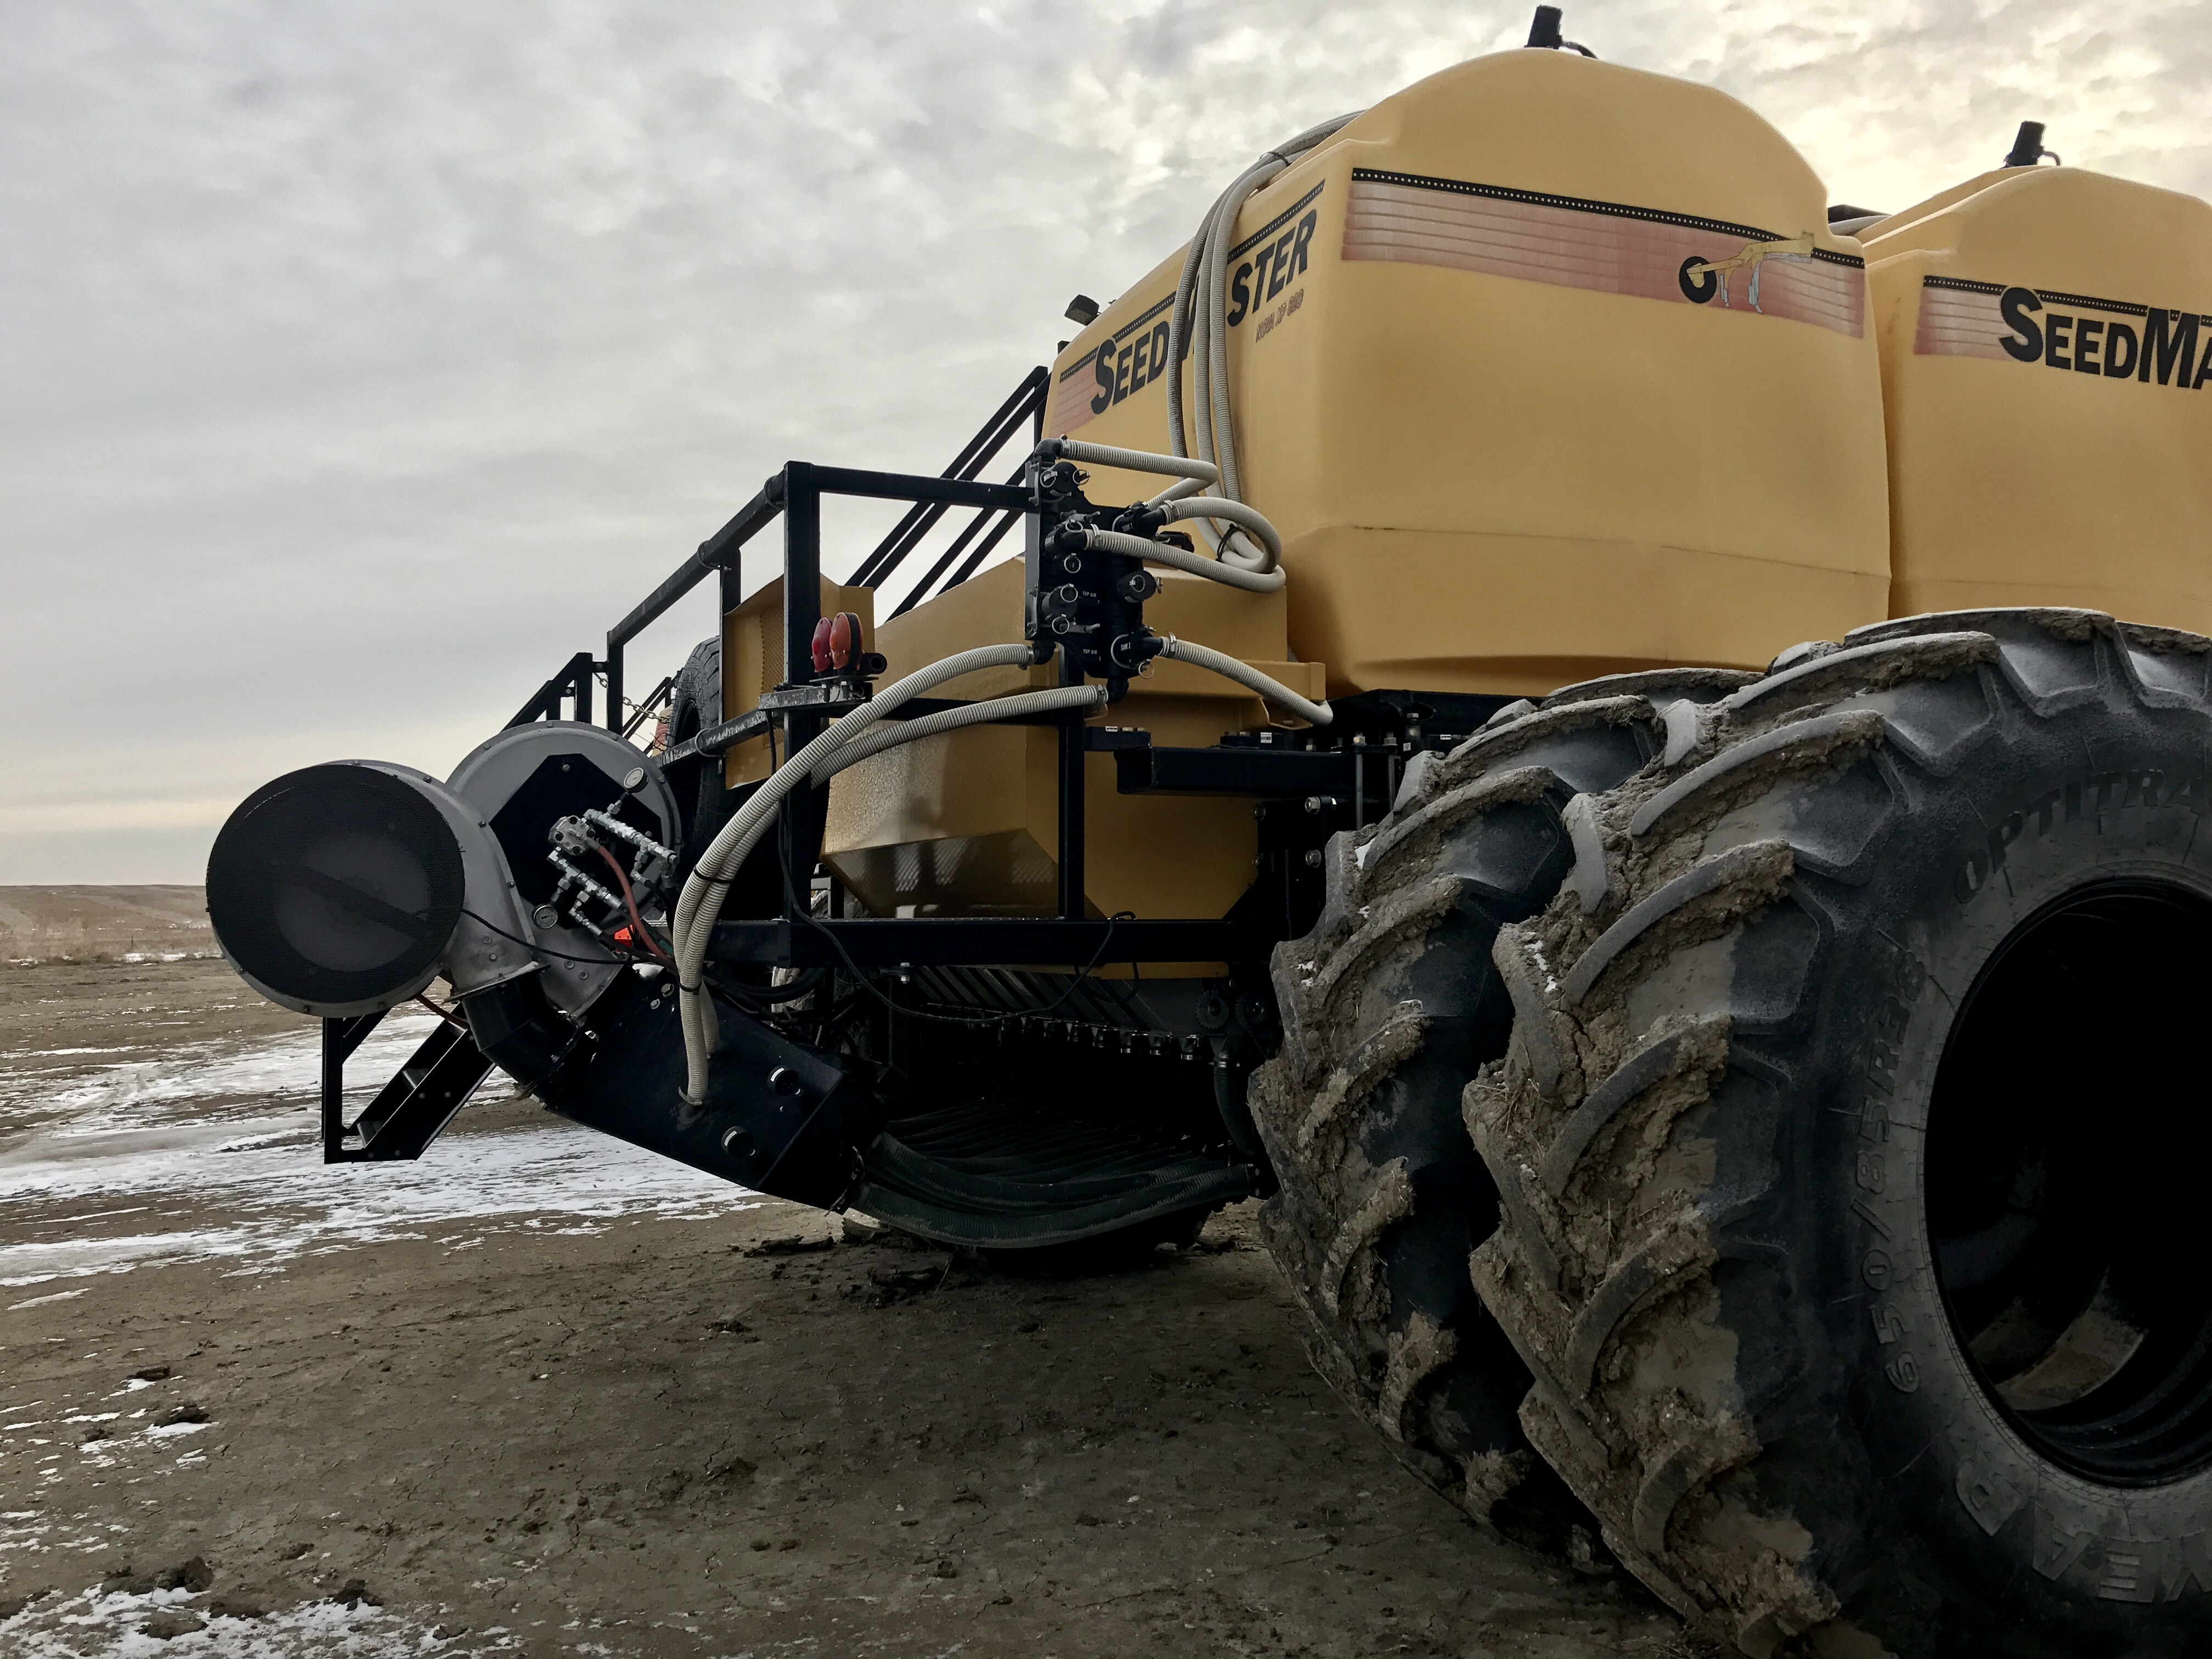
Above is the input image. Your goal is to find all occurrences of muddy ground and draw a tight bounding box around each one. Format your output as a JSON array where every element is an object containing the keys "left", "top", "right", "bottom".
[{"left": 0, "top": 944, "right": 1699, "bottom": 1658}]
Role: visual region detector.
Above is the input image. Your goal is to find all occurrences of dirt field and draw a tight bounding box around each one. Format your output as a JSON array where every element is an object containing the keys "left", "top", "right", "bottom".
[
  {"left": 0, "top": 887, "right": 213, "bottom": 964},
  {"left": 0, "top": 943, "right": 1700, "bottom": 1658}
]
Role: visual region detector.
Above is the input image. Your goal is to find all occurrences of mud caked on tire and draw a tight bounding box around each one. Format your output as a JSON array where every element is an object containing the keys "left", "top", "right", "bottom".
[
  {"left": 1460, "top": 610, "right": 2212, "bottom": 1656},
  {"left": 1250, "top": 668, "right": 1752, "bottom": 1542}
]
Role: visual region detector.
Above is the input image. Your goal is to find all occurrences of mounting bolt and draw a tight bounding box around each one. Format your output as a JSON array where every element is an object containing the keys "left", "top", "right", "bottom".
[
  {"left": 1303, "top": 795, "right": 1323, "bottom": 815},
  {"left": 768, "top": 1067, "right": 803, "bottom": 1097},
  {"left": 1304, "top": 848, "right": 1324, "bottom": 868}
]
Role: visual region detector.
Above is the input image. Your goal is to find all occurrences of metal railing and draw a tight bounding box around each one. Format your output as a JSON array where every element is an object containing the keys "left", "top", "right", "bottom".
[
  {"left": 494, "top": 364, "right": 1293, "bottom": 961},
  {"left": 595, "top": 365, "right": 1047, "bottom": 736}
]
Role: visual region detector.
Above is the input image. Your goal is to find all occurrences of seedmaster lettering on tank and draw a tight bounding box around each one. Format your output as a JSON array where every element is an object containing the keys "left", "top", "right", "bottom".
[
  {"left": 1070, "top": 188, "right": 1326, "bottom": 422},
  {"left": 1999, "top": 286, "right": 2212, "bottom": 385},
  {"left": 1917, "top": 274, "right": 2212, "bottom": 387}
]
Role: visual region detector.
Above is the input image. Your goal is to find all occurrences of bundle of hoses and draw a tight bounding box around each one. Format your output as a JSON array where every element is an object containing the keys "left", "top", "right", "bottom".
[
  {"left": 1164, "top": 111, "right": 1362, "bottom": 572},
  {"left": 672, "top": 643, "right": 1086, "bottom": 1102},
  {"left": 1048, "top": 437, "right": 1287, "bottom": 593},
  {"left": 669, "top": 625, "right": 1330, "bottom": 1102}
]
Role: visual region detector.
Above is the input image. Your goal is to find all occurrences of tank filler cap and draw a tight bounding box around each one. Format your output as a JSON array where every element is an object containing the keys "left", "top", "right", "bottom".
[
  {"left": 2004, "top": 121, "right": 2060, "bottom": 167},
  {"left": 1525, "top": 7, "right": 1596, "bottom": 55}
]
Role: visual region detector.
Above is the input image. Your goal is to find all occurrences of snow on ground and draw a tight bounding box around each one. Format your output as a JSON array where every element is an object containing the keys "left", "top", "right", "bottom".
[
  {"left": 0, "top": 1013, "right": 761, "bottom": 1290},
  {"left": 0, "top": 1584, "right": 514, "bottom": 1657}
]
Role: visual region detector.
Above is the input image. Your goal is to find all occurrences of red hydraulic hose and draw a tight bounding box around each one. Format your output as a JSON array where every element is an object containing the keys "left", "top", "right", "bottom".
[{"left": 596, "top": 843, "right": 673, "bottom": 963}]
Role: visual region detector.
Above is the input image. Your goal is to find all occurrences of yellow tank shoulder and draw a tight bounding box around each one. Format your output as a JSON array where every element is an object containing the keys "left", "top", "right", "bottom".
[
  {"left": 1052, "top": 46, "right": 1891, "bottom": 697},
  {"left": 1864, "top": 165, "right": 2212, "bottom": 629}
]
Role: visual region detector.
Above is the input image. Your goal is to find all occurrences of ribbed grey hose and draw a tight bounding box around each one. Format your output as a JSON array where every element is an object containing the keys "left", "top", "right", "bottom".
[
  {"left": 1050, "top": 439, "right": 1289, "bottom": 592},
  {"left": 1155, "top": 634, "right": 1332, "bottom": 726},
  {"left": 675, "top": 682, "right": 1100, "bottom": 1102},
  {"left": 1080, "top": 527, "right": 1285, "bottom": 594},
  {"left": 1159, "top": 497, "right": 1281, "bottom": 565},
  {"left": 1054, "top": 438, "right": 1217, "bottom": 486},
  {"left": 673, "top": 641, "right": 1039, "bottom": 1100},
  {"left": 1166, "top": 112, "right": 1362, "bottom": 566}
]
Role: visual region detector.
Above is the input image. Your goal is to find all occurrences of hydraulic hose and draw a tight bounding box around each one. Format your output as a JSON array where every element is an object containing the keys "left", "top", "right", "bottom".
[
  {"left": 1166, "top": 112, "right": 1362, "bottom": 569},
  {"left": 673, "top": 641, "right": 1040, "bottom": 1099}
]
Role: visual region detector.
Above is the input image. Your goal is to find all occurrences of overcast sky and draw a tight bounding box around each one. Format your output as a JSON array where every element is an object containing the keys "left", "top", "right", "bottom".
[{"left": 4, "top": 0, "right": 2207, "bottom": 884}]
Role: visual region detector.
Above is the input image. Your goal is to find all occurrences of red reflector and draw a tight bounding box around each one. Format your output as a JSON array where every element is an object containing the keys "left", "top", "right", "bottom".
[
  {"left": 613, "top": 926, "right": 634, "bottom": 945},
  {"left": 830, "top": 611, "right": 857, "bottom": 670},
  {"left": 810, "top": 616, "right": 834, "bottom": 674}
]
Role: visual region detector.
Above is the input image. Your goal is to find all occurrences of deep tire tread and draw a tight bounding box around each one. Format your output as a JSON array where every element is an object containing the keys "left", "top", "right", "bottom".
[
  {"left": 1462, "top": 607, "right": 2210, "bottom": 1653},
  {"left": 1255, "top": 674, "right": 1742, "bottom": 1531}
]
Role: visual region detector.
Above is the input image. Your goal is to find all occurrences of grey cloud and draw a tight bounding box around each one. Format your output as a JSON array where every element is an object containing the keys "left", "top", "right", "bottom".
[{"left": 3, "top": 0, "right": 2205, "bottom": 879}]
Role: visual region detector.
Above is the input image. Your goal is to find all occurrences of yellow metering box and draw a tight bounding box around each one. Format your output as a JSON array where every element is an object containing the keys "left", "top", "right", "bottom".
[
  {"left": 1048, "top": 46, "right": 1891, "bottom": 697},
  {"left": 819, "top": 561, "right": 1323, "bottom": 924},
  {"left": 1861, "top": 166, "right": 2212, "bottom": 629}
]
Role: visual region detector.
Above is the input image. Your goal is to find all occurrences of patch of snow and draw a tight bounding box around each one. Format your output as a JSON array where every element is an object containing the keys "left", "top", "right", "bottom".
[
  {"left": 1, "top": 1018, "right": 762, "bottom": 1288},
  {"left": 0, "top": 1584, "right": 517, "bottom": 1656},
  {"left": 7, "top": 1289, "right": 86, "bottom": 1311}
]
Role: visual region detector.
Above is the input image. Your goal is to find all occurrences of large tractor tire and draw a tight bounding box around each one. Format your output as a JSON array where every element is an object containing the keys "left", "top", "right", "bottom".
[
  {"left": 1457, "top": 608, "right": 2212, "bottom": 1657},
  {"left": 663, "top": 636, "right": 724, "bottom": 860},
  {"left": 1251, "top": 667, "right": 1753, "bottom": 1543}
]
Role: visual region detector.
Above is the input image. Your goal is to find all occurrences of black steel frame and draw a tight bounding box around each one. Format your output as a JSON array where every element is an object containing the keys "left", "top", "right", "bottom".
[
  {"left": 501, "top": 366, "right": 1268, "bottom": 969},
  {"left": 509, "top": 651, "right": 597, "bottom": 728},
  {"left": 320, "top": 372, "right": 1498, "bottom": 1162},
  {"left": 600, "top": 366, "right": 1051, "bottom": 729},
  {"left": 319, "top": 1007, "right": 495, "bottom": 1163}
]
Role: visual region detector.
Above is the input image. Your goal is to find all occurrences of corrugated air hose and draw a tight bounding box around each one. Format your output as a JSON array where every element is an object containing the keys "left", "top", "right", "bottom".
[{"left": 1165, "top": 112, "right": 1363, "bottom": 573}]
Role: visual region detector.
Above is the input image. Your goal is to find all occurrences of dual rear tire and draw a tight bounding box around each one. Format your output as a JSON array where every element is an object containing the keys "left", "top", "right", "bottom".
[{"left": 1260, "top": 610, "right": 2212, "bottom": 1657}]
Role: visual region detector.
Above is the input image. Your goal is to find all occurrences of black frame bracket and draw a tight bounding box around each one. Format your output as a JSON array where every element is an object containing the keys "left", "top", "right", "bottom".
[{"left": 319, "top": 1009, "right": 494, "bottom": 1163}]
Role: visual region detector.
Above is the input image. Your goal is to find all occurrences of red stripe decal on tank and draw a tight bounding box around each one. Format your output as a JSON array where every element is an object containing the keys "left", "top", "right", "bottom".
[
  {"left": 1914, "top": 275, "right": 2212, "bottom": 388},
  {"left": 1340, "top": 168, "right": 1865, "bottom": 338}
]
